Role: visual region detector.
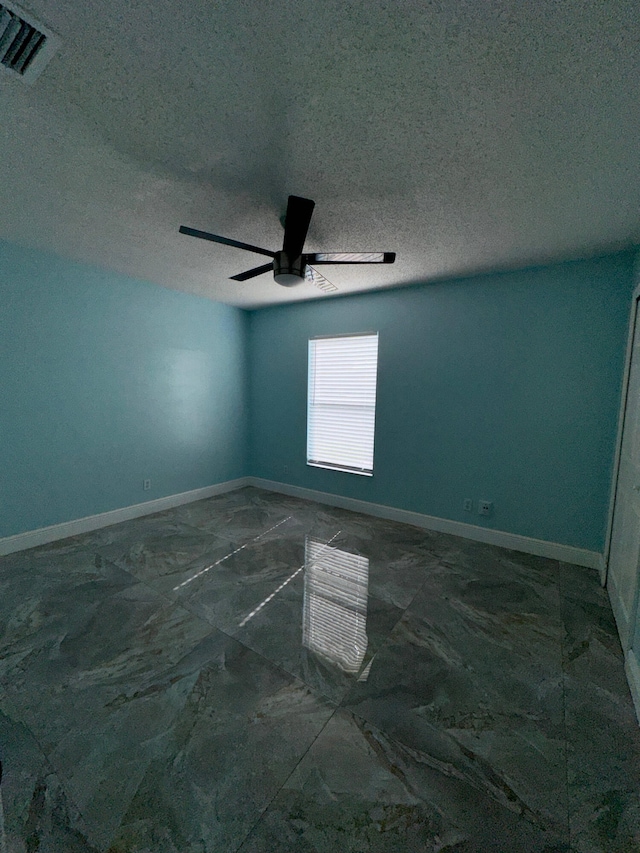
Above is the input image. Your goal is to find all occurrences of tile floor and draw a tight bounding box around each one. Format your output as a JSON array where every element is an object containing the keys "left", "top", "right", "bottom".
[{"left": 1, "top": 486, "right": 639, "bottom": 851}]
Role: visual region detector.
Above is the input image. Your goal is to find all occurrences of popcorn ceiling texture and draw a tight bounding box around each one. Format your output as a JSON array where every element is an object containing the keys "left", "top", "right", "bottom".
[{"left": 0, "top": 0, "right": 638, "bottom": 307}]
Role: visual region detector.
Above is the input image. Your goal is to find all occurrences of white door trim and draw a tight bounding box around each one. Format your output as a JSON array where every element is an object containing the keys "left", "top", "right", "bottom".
[{"left": 603, "top": 278, "right": 640, "bottom": 589}]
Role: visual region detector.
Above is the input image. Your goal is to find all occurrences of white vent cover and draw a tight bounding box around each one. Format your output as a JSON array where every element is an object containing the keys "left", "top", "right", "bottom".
[{"left": 0, "top": 1, "right": 60, "bottom": 83}]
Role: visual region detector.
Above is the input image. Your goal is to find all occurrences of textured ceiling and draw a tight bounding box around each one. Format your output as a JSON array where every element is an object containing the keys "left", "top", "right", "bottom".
[{"left": 0, "top": 0, "right": 638, "bottom": 308}]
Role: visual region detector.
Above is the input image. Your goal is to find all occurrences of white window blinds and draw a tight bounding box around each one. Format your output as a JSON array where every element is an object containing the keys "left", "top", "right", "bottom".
[{"left": 307, "top": 333, "right": 379, "bottom": 476}]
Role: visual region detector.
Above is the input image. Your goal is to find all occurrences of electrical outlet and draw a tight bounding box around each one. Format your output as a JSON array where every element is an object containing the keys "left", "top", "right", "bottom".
[
  {"left": 283, "top": 465, "right": 289, "bottom": 475},
  {"left": 479, "top": 500, "right": 493, "bottom": 516},
  {"left": 143, "top": 479, "right": 151, "bottom": 491},
  {"left": 463, "top": 498, "right": 473, "bottom": 512}
]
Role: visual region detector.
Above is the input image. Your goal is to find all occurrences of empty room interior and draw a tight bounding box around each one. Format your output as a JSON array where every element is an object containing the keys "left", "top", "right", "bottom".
[{"left": 2, "top": 1, "right": 640, "bottom": 851}]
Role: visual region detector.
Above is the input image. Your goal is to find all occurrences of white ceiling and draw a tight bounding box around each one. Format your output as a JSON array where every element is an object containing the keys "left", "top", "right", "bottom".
[{"left": 0, "top": 0, "right": 638, "bottom": 308}]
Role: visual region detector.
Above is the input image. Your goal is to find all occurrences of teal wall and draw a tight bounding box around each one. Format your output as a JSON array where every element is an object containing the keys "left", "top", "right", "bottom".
[
  {"left": 249, "top": 252, "right": 637, "bottom": 552},
  {"left": 0, "top": 240, "right": 248, "bottom": 538},
  {"left": 2, "top": 240, "right": 636, "bottom": 552}
]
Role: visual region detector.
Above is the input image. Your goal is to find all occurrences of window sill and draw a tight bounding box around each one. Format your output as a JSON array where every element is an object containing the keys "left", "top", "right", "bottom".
[{"left": 307, "top": 461, "right": 373, "bottom": 477}]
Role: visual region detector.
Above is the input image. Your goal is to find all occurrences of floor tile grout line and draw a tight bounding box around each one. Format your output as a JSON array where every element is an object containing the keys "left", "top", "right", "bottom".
[
  {"left": 338, "top": 564, "right": 427, "bottom": 710},
  {"left": 232, "top": 701, "right": 341, "bottom": 853},
  {"left": 339, "top": 548, "right": 465, "bottom": 718},
  {"left": 343, "top": 701, "right": 575, "bottom": 840},
  {"left": 82, "top": 502, "right": 306, "bottom": 591},
  {"left": 97, "top": 513, "right": 437, "bottom": 753},
  {"left": 90, "top": 514, "right": 415, "bottom": 710},
  {"left": 97, "top": 543, "right": 345, "bottom": 710},
  {"left": 89, "top": 551, "right": 339, "bottom": 852},
  {"left": 339, "top": 547, "right": 456, "bottom": 697},
  {"left": 90, "top": 517, "right": 464, "bottom": 722},
  {"left": 110, "top": 507, "right": 352, "bottom": 850},
  {"left": 236, "top": 528, "right": 343, "bottom": 628},
  {"left": 235, "top": 695, "right": 570, "bottom": 853},
  {"left": 0, "top": 699, "right": 101, "bottom": 849},
  {"left": 86, "top": 512, "right": 296, "bottom": 576},
  {"left": 91, "top": 537, "right": 345, "bottom": 850},
  {"left": 338, "top": 654, "right": 574, "bottom": 844},
  {"left": 3, "top": 490, "right": 615, "bottom": 850},
  {"left": 340, "top": 553, "right": 576, "bottom": 841},
  {"left": 85, "top": 515, "right": 301, "bottom": 646},
  {"left": 172, "top": 516, "right": 296, "bottom": 591},
  {"left": 3, "top": 542, "right": 244, "bottom": 850},
  {"left": 2, "top": 550, "right": 211, "bottom": 853},
  {"left": 159, "top": 559, "right": 412, "bottom": 710}
]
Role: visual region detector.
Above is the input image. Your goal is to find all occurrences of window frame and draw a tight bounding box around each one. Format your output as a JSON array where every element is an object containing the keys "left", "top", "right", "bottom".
[{"left": 306, "top": 331, "right": 379, "bottom": 477}]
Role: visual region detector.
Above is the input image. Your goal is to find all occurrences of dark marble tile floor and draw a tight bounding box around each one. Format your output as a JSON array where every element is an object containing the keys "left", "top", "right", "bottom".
[{"left": 0, "top": 486, "right": 638, "bottom": 851}]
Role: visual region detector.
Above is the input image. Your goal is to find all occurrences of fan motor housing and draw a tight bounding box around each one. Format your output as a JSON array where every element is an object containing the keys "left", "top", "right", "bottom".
[{"left": 273, "top": 251, "right": 305, "bottom": 287}]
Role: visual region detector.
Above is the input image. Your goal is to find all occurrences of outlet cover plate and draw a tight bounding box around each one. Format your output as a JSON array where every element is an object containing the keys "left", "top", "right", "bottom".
[{"left": 479, "top": 500, "right": 493, "bottom": 516}]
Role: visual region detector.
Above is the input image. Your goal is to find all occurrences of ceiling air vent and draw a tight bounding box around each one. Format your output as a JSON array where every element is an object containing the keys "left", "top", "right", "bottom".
[{"left": 0, "top": 1, "right": 60, "bottom": 83}]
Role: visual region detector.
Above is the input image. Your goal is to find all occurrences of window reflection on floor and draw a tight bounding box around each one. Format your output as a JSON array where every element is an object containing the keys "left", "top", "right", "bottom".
[{"left": 303, "top": 537, "right": 369, "bottom": 673}]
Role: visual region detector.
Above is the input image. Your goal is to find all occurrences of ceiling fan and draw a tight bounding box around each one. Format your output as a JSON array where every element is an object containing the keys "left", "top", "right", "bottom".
[{"left": 179, "top": 195, "right": 396, "bottom": 293}]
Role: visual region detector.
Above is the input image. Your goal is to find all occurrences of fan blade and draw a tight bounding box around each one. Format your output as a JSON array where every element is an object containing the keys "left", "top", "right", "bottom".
[
  {"left": 282, "top": 196, "right": 315, "bottom": 258},
  {"left": 179, "top": 226, "right": 275, "bottom": 258},
  {"left": 230, "top": 262, "right": 274, "bottom": 281},
  {"left": 305, "top": 252, "right": 396, "bottom": 264},
  {"left": 305, "top": 266, "right": 338, "bottom": 293}
]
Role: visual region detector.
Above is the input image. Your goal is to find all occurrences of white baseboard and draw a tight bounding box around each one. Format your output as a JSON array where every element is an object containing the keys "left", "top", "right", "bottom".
[
  {"left": 598, "top": 553, "right": 607, "bottom": 586},
  {"left": 249, "top": 478, "right": 602, "bottom": 569},
  {"left": 1, "top": 475, "right": 603, "bottom": 572},
  {"left": 0, "top": 477, "right": 251, "bottom": 556},
  {"left": 625, "top": 650, "right": 640, "bottom": 726},
  {"left": 607, "top": 569, "right": 631, "bottom": 648}
]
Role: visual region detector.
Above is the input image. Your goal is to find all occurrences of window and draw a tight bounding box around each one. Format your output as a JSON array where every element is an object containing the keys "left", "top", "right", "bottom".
[{"left": 307, "top": 332, "right": 379, "bottom": 476}]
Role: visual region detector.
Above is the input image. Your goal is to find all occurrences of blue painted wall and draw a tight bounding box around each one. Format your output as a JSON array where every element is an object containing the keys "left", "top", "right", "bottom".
[
  {"left": 0, "top": 240, "right": 248, "bottom": 537},
  {"left": 249, "top": 252, "right": 637, "bottom": 552},
  {"left": 2, "top": 239, "right": 635, "bottom": 552}
]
